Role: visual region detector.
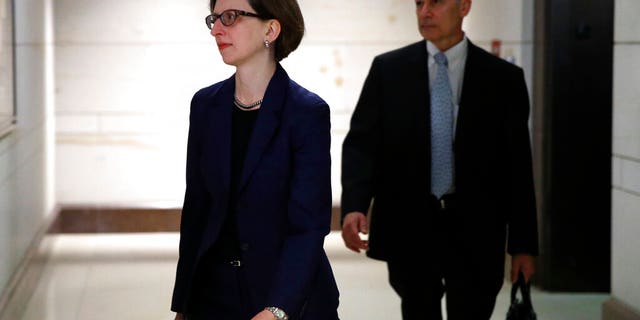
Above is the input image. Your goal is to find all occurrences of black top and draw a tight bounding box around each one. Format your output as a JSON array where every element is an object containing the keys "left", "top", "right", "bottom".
[{"left": 210, "top": 105, "right": 259, "bottom": 261}]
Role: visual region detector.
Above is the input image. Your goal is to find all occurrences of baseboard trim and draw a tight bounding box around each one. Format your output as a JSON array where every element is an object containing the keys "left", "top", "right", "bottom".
[
  {"left": 49, "top": 205, "right": 182, "bottom": 233},
  {"left": 49, "top": 205, "right": 342, "bottom": 233},
  {"left": 603, "top": 298, "right": 640, "bottom": 320},
  {"left": 0, "top": 206, "right": 59, "bottom": 320}
]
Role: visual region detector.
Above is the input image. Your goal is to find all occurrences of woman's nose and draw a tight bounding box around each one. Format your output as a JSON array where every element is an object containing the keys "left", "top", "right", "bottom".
[{"left": 211, "top": 20, "right": 223, "bottom": 36}]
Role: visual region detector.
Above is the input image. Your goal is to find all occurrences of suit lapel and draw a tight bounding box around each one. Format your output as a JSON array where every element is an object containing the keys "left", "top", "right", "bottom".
[
  {"left": 404, "top": 42, "right": 431, "bottom": 171},
  {"left": 408, "top": 42, "right": 430, "bottom": 140},
  {"left": 236, "top": 64, "right": 288, "bottom": 193},
  {"left": 456, "top": 40, "right": 482, "bottom": 143}
]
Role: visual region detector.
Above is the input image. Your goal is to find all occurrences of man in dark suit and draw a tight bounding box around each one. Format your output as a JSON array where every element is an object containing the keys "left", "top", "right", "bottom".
[{"left": 340, "top": 0, "right": 538, "bottom": 319}]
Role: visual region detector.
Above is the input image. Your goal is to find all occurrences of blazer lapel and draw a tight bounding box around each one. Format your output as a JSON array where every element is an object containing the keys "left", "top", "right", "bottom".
[
  {"left": 236, "top": 64, "right": 288, "bottom": 193},
  {"left": 195, "top": 77, "right": 234, "bottom": 261},
  {"left": 208, "top": 78, "right": 234, "bottom": 194}
]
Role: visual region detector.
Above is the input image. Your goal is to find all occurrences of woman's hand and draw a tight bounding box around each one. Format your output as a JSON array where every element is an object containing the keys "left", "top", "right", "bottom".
[{"left": 251, "top": 309, "right": 278, "bottom": 320}]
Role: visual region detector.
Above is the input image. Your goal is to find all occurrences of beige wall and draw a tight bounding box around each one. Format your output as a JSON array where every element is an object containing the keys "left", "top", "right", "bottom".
[
  {"left": 0, "top": 0, "right": 55, "bottom": 302},
  {"left": 53, "top": 0, "right": 534, "bottom": 207},
  {"left": 610, "top": 0, "right": 640, "bottom": 316}
]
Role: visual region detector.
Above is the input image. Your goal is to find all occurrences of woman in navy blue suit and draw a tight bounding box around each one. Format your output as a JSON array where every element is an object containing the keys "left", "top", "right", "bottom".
[{"left": 171, "top": 0, "right": 340, "bottom": 319}]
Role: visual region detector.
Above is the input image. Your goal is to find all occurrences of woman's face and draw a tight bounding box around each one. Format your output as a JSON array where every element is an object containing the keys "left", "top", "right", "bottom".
[{"left": 211, "top": 0, "right": 269, "bottom": 66}]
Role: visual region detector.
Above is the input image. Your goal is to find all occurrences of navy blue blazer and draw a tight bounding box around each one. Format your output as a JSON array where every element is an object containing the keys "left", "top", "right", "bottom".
[{"left": 172, "top": 64, "right": 339, "bottom": 318}]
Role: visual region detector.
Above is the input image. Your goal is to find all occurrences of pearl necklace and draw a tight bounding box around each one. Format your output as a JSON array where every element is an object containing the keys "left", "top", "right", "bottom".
[{"left": 234, "top": 95, "right": 263, "bottom": 111}]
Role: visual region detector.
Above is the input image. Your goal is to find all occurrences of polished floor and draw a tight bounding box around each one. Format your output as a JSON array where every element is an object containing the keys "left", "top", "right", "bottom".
[{"left": 18, "top": 232, "right": 608, "bottom": 320}]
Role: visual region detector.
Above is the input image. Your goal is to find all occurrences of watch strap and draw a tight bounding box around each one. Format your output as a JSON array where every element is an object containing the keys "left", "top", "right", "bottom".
[{"left": 265, "top": 306, "right": 288, "bottom": 320}]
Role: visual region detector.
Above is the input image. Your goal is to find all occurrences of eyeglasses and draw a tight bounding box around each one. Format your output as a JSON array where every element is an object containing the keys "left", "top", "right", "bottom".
[{"left": 205, "top": 9, "right": 263, "bottom": 29}]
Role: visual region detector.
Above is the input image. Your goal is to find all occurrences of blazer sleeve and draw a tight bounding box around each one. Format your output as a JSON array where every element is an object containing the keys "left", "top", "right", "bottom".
[
  {"left": 504, "top": 67, "right": 539, "bottom": 256},
  {"left": 267, "top": 97, "right": 334, "bottom": 315},
  {"left": 340, "top": 57, "right": 383, "bottom": 218}
]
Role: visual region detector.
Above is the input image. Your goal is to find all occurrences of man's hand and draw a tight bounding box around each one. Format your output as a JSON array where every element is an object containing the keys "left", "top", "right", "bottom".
[
  {"left": 341, "top": 211, "right": 369, "bottom": 253},
  {"left": 511, "top": 254, "right": 535, "bottom": 283},
  {"left": 174, "top": 313, "right": 185, "bottom": 320}
]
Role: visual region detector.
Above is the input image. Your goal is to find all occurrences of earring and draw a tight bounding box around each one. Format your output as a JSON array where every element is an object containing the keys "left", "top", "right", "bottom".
[{"left": 264, "top": 40, "right": 270, "bottom": 48}]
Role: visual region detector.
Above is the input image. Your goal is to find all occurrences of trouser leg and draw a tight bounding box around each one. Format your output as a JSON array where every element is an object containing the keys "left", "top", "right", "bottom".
[
  {"left": 187, "top": 262, "right": 246, "bottom": 320},
  {"left": 443, "top": 272, "right": 501, "bottom": 320},
  {"left": 388, "top": 259, "right": 444, "bottom": 320}
]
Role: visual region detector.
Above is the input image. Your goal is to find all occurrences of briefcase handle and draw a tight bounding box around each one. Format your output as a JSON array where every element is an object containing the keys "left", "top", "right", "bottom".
[{"left": 510, "top": 271, "right": 533, "bottom": 308}]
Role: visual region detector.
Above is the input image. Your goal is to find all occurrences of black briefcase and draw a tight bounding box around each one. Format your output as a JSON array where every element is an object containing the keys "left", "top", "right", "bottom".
[{"left": 506, "top": 272, "right": 537, "bottom": 320}]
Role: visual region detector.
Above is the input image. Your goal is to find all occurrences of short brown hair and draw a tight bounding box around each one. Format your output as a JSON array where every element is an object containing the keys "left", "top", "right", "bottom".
[{"left": 209, "top": 0, "right": 305, "bottom": 61}]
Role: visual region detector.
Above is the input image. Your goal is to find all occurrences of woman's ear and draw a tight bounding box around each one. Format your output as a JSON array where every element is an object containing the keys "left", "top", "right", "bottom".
[{"left": 265, "top": 19, "right": 281, "bottom": 43}]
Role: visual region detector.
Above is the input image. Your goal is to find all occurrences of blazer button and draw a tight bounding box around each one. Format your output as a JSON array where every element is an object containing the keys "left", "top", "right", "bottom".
[{"left": 240, "top": 243, "right": 250, "bottom": 251}]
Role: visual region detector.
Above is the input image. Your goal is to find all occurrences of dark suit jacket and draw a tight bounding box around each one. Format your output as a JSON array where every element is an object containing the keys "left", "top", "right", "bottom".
[
  {"left": 172, "top": 64, "right": 339, "bottom": 319},
  {"left": 341, "top": 40, "right": 538, "bottom": 281}
]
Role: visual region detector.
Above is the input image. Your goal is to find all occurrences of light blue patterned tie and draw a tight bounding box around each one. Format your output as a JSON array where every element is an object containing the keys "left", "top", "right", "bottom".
[{"left": 430, "top": 52, "right": 453, "bottom": 199}]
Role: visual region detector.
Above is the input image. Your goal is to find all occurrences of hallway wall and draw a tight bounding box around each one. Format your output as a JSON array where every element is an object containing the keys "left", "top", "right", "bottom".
[
  {"left": 609, "top": 0, "right": 640, "bottom": 316},
  {"left": 2, "top": 0, "right": 639, "bottom": 318},
  {"left": 53, "top": 0, "right": 534, "bottom": 207},
  {"left": 0, "top": 0, "right": 55, "bottom": 307}
]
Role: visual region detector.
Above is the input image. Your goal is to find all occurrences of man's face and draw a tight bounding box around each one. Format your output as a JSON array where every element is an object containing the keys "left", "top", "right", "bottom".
[{"left": 416, "top": 0, "right": 470, "bottom": 50}]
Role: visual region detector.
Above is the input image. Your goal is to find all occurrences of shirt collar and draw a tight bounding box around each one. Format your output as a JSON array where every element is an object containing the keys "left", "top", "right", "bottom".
[{"left": 426, "top": 34, "right": 468, "bottom": 65}]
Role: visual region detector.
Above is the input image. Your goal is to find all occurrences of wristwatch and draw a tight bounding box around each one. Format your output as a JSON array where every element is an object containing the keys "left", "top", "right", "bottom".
[{"left": 265, "top": 306, "right": 289, "bottom": 320}]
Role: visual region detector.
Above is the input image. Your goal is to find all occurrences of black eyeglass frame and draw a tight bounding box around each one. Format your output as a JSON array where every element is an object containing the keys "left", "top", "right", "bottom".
[{"left": 205, "top": 9, "right": 263, "bottom": 29}]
